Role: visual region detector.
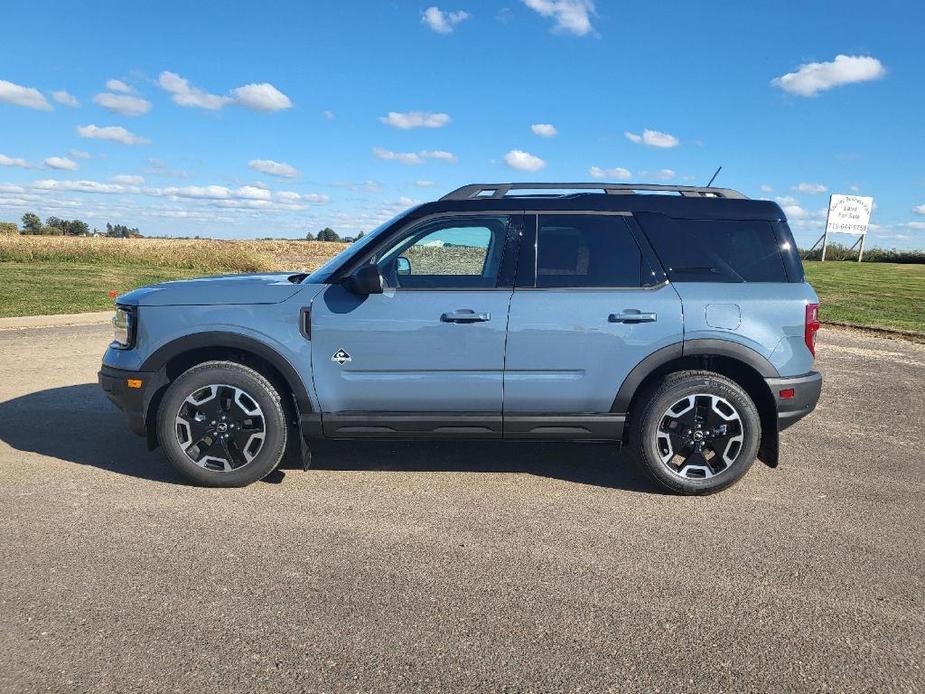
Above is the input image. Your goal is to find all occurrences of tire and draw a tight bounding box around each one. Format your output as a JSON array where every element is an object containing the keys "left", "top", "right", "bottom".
[
  {"left": 156, "top": 360, "right": 288, "bottom": 487},
  {"left": 628, "top": 370, "right": 761, "bottom": 495}
]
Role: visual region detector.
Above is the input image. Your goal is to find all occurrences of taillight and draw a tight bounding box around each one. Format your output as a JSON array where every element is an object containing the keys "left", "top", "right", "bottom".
[{"left": 805, "top": 303, "right": 820, "bottom": 357}]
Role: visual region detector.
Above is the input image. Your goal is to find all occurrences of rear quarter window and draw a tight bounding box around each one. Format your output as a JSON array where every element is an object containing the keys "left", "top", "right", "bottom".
[{"left": 636, "top": 212, "right": 789, "bottom": 283}]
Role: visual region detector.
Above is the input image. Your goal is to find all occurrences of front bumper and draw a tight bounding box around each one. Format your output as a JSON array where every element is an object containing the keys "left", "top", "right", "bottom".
[
  {"left": 765, "top": 371, "right": 822, "bottom": 431},
  {"left": 99, "top": 365, "right": 165, "bottom": 438}
]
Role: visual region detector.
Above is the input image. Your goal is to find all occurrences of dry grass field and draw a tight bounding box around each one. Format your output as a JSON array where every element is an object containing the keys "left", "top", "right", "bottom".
[
  {"left": 0, "top": 234, "right": 348, "bottom": 273},
  {"left": 405, "top": 244, "right": 486, "bottom": 275},
  {"left": 0, "top": 235, "right": 349, "bottom": 317}
]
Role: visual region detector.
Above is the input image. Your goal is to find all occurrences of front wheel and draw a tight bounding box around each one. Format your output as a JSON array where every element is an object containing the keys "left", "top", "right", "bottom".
[
  {"left": 157, "top": 361, "right": 288, "bottom": 487},
  {"left": 628, "top": 370, "right": 761, "bottom": 495}
]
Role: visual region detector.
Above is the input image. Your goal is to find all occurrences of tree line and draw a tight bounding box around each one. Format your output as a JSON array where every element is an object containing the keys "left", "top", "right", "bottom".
[
  {"left": 0, "top": 213, "right": 142, "bottom": 238},
  {"left": 311, "top": 227, "right": 364, "bottom": 242},
  {"left": 1, "top": 217, "right": 367, "bottom": 243}
]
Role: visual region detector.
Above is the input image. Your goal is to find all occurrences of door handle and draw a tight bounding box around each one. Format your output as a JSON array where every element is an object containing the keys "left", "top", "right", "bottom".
[
  {"left": 609, "top": 310, "right": 657, "bottom": 323},
  {"left": 441, "top": 309, "right": 491, "bottom": 323}
]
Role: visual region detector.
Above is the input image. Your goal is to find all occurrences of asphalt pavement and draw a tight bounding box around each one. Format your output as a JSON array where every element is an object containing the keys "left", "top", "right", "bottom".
[{"left": 1, "top": 323, "right": 923, "bottom": 693}]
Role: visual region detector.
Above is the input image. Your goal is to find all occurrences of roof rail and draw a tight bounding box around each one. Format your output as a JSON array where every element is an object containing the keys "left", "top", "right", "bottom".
[{"left": 440, "top": 182, "right": 749, "bottom": 201}]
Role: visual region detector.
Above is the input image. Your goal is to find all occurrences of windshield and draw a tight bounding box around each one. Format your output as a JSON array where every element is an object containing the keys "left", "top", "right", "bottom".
[{"left": 303, "top": 208, "right": 417, "bottom": 283}]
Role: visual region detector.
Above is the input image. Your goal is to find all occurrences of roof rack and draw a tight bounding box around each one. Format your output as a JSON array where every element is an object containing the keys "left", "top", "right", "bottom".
[{"left": 440, "top": 182, "right": 748, "bottom": 201}]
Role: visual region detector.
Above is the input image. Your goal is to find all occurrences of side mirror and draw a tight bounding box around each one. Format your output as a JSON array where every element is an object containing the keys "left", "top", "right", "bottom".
[
  {"left": 344, "top": 264, "right": 384, "bottom": 295},
  {"left": 396, "top": 256, "right": 411, "bottom": 276}
]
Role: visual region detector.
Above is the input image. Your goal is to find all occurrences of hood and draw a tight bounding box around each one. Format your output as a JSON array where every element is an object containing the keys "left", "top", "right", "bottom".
[{"left": 117, "top": 272, "right": 307, "bottom": 307}]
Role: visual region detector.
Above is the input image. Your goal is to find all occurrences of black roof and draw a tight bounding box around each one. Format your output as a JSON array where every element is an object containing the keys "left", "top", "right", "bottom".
[{"left": 414, "top": 190, "right": 787, "bottom": 223}]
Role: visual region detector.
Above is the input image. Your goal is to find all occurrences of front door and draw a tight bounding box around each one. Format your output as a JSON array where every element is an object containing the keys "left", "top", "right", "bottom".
[
  {"left": 310, "top": 214, "right": 521, "bottom": 437},
  {"left": 503, "top": 213, "right": 684, "bottom": 436}
]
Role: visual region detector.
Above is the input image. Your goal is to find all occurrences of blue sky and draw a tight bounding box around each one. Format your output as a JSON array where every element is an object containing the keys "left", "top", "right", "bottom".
[{"left": 1, "top": 0, "right": 923, "bottom": 249}]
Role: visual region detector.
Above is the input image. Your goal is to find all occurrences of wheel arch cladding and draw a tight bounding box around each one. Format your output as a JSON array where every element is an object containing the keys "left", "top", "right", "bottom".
[
  {"left": 139, "top": 332, "right": 312, "bottom": 448},
  {"left": 613, "top": 341, "right": 780, "bottom": 467}
]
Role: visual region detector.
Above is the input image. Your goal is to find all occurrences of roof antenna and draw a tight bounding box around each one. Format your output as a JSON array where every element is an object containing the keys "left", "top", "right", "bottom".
[{"left": 706, "top": 166, "right": 722, "bottom": 187}]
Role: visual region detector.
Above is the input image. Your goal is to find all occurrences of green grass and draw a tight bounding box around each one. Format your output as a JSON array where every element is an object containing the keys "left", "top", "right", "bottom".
[
  {"left": 0, "top": 262, "right": 200, "bottom": 317},
  {"left": 803, "top": 261, "right": 925, "bottom": 334},
  {"left": 2, "top": 258, "right": 923, "bottom": 336}
]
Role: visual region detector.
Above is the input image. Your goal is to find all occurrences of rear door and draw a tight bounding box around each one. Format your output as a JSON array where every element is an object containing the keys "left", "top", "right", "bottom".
[
  {"left": 503, "top": 213, "right": 683, "bottom": 436},
  {"left": 310, "top": 214, "right": 522, "bottom": 437}
]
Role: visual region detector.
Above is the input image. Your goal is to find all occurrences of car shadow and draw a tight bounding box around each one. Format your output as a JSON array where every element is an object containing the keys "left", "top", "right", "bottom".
[
  {"left": 0, "top": 383, "right": 657, "bottom": 493},
  {"left": 0, "top": 383, "right": 184, "bottom": 484},
  {"left": 304, "top": 440, "right": 656, "bottom": 492}
]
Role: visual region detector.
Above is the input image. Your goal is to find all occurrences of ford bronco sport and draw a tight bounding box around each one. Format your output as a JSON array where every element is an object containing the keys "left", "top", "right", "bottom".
[{"left": 99, "top": 182, "right": 822, "bottom": 494}]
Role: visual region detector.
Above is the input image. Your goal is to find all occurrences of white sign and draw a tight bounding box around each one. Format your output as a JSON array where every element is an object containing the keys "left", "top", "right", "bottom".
[{"left": 825, "top": 194, "right": 873, "bottom": 235}]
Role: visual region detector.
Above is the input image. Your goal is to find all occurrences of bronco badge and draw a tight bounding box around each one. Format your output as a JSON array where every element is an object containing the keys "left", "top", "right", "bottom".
[{"left": 331, "top": 349, "right": 351, "bottom": 365}]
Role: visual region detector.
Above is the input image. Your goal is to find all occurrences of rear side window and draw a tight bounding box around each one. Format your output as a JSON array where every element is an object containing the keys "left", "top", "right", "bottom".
[
  {"left": 533, "top": 214, "right": 647, "bottom": 288},
  {"left": 636, "top": 213, "right": 788, "bottom": 282}
]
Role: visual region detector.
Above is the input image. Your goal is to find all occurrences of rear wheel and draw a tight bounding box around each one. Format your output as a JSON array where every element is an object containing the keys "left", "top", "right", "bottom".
[
  {"left": 157, "top": 361, "right": 288, "bottom": 487},
  {"left": 629, "top": 370, "right": 760, "bottom": 495}
]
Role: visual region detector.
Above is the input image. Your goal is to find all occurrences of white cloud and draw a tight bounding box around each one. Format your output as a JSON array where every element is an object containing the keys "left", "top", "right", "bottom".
[
  {"left": 0, "top": 79, "right": 52, "bottom": 111},
  {"left": 523, "top": 0, "right": 595, "bottom": 36},
  {"left": 774, "top": 198, "right": 830, "bottom": 226},
  {"left": 93, "top": 92, "right": 152, "bottom": 117},
  {"left": 421, "top": 149, "right": 457, "bottom": 163},
  {"left": 154, "top": 185, "right": 236, "bottom": 200},
  {"left": 0, "top": 154, "right": 33, "bottom": 168},
  {"left": 373, "top": 148, "right": 457, "bottom": 165},
  {"left": 913, "top": 204, "right": 925, "bottom": 216},
  {"left": 625, "top": 128, "right": 679, "bottom": 148},
  {"left": 77, "top": 124, "right": 150, "bottom": 145},
  {"left": 276, "top": 191, "right": 329, "bottom": 204},
  {"left": 111, "top": 175, "right": 144, "bottom": 185},
  {"left": 504, "top": 149, "right": 546, "bottom": 172},
  {"left": 135, "top": 182, "right": 328, "bottom": 211},
  {"left": 236, "top": 185, "right": 273, "bottom": 201},
  {"left": 782, "top": 204, "right": 809, "bottom": 219},
  {"left": 422, "top": 7, "right": 471, "bottom": 33},
  {"left": 772, "top": 55, "right": 886, "bottom": 97},
  {"left": 106, "top": 79, "right": 133, "bottom": 93},
  {"left": 373, "top": 147, "right": 422, "bottom": 165},
  {"left": 760, "top": 184, "right": 774, "bottom": 193},
  {"left": 380, "top": 111, "right": 451, "bottom": 129},
  {"left": 589, "top": 165, "right": 631, "bottom": 180},
  {"left": 70, "top": 150, "right": 92, "bottom": 160},
  {"left": 641, "top": 168, "right": 676, "bottom": 180},
  {"left": 793, "top": 182, "right": 827, "bottom": 194},
  {"left": 51, "top": 90, "right": 79, "bottom": 107},
  {"left": 145, "top": 158, "right": 189, "bottom": 178},
  {"left": 248, "top": 159, "right": 299, "bottom": 178},
  {"left": 323, "top": 110, "right": 335, "bottom": 120},
  {"left": 157, "top": 71, "right": 293, "bottom": 112},
  {"left": 44, "top": 156, "right": 79, "bottom": 171},
  {"left": 531, "top": 123, "right": 558, "bottom": 137},
  {"left": 33, "top": 179, "right": 134, "bottom": 194},
  {"left": 416, "top": 180, "right": 437, "bottom": 187},
  {"left": 157, "top": 71, "right": 233, "bottom": 110},
  {"left": 231, "top": 83, "right": 292, "bottom": 111}
]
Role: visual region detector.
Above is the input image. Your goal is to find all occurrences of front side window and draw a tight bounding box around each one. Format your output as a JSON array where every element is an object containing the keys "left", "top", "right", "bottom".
[
  {"left": 533, "top": 214, "right": 646, "bottom": 288},
  {"left": 376, "top": 216, "right": 509, "bottom": 289},
  {"left": 305, "top": 208, "right": 415, "bottom": 284}
]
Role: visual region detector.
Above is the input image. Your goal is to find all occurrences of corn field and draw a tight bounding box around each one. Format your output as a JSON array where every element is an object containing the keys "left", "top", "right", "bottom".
[{"left": 0, "top": 235, "right": 350, "bottom": 273}]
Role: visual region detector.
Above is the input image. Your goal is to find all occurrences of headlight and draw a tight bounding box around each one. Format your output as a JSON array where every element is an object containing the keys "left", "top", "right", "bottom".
[{"left": 111, "top": 307, "right": 135, "bottom": 349}]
